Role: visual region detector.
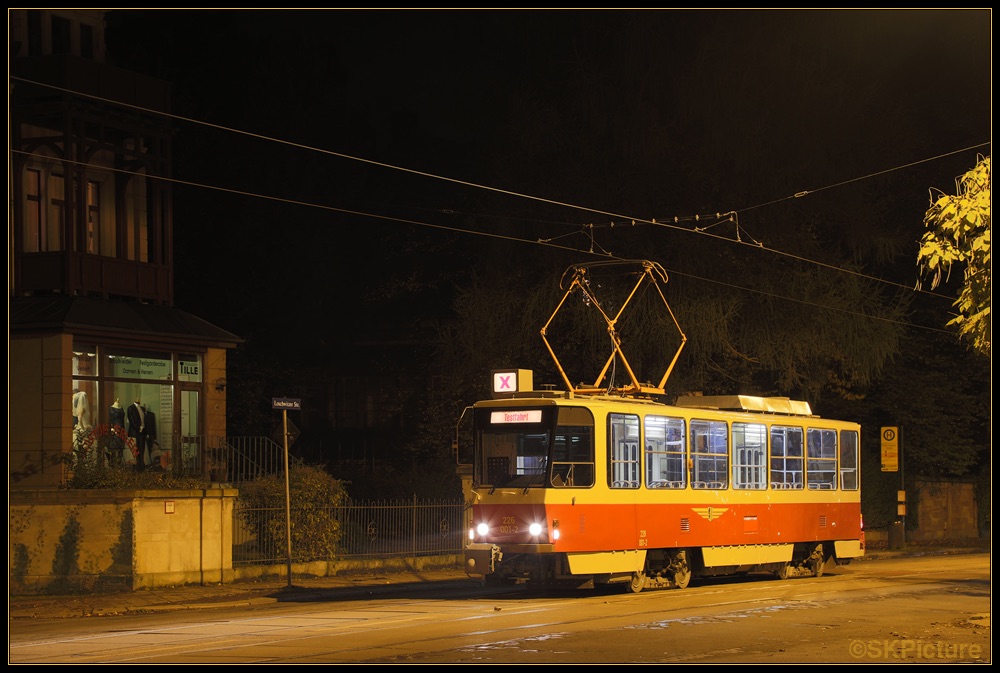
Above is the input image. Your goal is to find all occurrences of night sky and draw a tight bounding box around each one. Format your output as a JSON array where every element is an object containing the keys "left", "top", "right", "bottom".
[
  {"left": 94, "top": 8, "right": 993, "bottom": 492},
  {"left": 103, "top": 8, "right": 991, "bottom": 370}
]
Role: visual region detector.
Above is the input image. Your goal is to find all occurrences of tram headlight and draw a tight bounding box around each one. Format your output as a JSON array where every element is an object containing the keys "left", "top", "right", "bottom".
[
  {"left": 476, "top": 522, "right": 490, "bottom": 537},
  {"left": 528, "top": 522, "right": 543, "bottom": 536}
]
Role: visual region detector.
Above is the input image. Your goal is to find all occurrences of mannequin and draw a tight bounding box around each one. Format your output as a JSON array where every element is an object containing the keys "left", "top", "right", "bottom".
[
  {"left": 107, "top": 398, "right": 126, "bottom": 462},
  {"left": 72, "top": 388, "right": 91, "bottom": 428},
  {"left": 126, "top": 396, "right": 148, "bottom": 470},
  {"left": 109, "top": 398, "right": 125, "bottom": 428},
  {"left": 143, "top": 405, "right": 159, "bottom": 469}
]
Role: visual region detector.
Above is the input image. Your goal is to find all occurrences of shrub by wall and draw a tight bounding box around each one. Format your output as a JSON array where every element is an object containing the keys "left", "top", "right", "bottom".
[{"left": 236, "top": 463, "right": 348, "bottom": 562}]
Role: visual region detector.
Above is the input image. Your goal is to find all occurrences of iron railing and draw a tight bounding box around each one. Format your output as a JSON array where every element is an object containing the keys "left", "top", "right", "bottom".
[
  {"left": 233, "top": 496, "right": 468, "bottom": 566},
  {"left": 154, "top": 436, "right": 468, "bottom": 566},
  {"left": 154, "top": 435, "right": 300, "bottom": 482}
]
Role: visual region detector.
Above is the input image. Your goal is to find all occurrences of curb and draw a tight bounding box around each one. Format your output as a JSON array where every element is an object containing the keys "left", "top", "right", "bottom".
[{"left": 113, "top": 596, "right": 280, "bottom": 615}]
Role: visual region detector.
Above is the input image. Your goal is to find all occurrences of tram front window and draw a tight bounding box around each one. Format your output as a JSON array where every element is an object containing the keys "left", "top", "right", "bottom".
[
  {"left": 481, "top": 431, "right": 549, "bottom": 488},
  {"left": 550, "top": 425, "right": 595, "bottom": 487},
  {"left": 474, "top": 406, "right": 595, "bottom": 489}
]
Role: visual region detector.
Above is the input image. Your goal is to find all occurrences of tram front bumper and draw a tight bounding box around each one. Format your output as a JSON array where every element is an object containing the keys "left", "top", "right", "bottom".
[{"left": 465, "top": 543, "right": 502, "bottom": 577}]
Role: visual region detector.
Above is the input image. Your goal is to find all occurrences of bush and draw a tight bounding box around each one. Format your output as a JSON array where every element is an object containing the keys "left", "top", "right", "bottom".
[{"left": 236, "top": 463, "right": 348, "bottom": 562}]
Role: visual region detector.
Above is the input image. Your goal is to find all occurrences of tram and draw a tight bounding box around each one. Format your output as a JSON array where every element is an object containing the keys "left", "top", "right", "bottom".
[{"left": 462, "top": 262, "right": 864, "bottom": 592}]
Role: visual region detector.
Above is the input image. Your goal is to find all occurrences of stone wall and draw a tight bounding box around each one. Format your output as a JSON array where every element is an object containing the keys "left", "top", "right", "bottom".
[
  {"left": 911, "top": 479, "right": 980, "bottom": 541},
  {"left": 9, "top": 488, "right": 236, "bottom": 594},
  {"left": 9, "top": 478, "right": 982, "bottom": 595}
]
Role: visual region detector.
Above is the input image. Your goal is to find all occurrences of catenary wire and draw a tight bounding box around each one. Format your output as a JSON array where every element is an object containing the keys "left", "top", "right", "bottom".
[{"left": 10, "top": 76, "right": 985, "bottom": 336}]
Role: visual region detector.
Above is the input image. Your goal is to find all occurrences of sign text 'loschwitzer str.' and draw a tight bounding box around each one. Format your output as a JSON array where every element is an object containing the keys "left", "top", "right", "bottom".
[{"left": 272, "top": 397, "right": 301, "bottom": 410}]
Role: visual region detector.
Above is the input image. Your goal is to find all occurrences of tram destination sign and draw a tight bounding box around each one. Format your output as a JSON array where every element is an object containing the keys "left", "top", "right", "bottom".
[{"left": 272, "top": 397, "right": 302, "bottom": 410}]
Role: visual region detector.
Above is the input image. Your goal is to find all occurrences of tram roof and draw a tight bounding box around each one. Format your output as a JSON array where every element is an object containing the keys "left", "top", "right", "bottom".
[
  {"left": 674, "top": 394, "right": 813, "bottom": 416},
  {"left": 481, "top": 390, "right": 814, "bottom": 417}
]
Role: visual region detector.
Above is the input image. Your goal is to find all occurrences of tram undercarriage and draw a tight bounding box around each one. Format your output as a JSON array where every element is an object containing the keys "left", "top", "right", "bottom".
[{"left": 469, "top": 541, "right": 848, "bottom": 593}]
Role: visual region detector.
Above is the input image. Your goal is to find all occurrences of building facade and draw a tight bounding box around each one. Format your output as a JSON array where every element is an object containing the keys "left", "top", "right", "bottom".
[{"left": 9, "top": 9, "right": 241, "bottom": 488}]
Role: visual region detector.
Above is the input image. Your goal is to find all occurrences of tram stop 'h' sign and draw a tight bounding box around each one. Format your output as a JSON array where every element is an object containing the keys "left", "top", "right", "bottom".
[{"left": 880, "top": 426, "right": 899, "bottom": 472}]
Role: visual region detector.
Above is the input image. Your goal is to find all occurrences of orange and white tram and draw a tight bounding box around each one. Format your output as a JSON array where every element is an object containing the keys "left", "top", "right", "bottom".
[
  {"left": 463, "top": 262, "right": 864, "bottom": 592},
  {"left": 463, "top": 374, "right": 864, "bottom": 592}
]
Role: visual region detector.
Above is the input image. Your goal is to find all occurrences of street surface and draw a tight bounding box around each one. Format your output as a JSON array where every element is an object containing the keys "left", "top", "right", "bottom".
[{"left": 9, "top": 552, "right": 990, "bottom": 664}]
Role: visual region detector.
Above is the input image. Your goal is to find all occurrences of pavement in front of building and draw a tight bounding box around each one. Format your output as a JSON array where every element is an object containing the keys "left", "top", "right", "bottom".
[
  {"left": 8, "top": 566, "right": 473, "bottom": 620},
  {"left": 8, "top": 544, "right": 990, "bottom": 621}
]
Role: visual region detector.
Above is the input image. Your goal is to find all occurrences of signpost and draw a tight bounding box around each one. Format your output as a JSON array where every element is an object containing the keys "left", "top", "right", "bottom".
[
  {"left": 880, "top": 426, "right": 899, "bottom": 472},
  {"left": 881, "top": 426, "right": 905, "bottom": 547},
  {"left": 272, "top": 397, "right": 301, "bottom": 588}
]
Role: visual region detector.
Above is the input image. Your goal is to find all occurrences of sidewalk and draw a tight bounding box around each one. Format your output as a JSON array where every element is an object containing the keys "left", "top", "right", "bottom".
[
  {"left": 9, "top": 566, "right": 474, "bottom": 620},
  {"left": 9, "top": 544, "right": 989, "bottom": 621}
]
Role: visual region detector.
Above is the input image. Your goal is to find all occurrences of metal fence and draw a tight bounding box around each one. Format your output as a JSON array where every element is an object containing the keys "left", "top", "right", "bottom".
[
  {"left": 158, "top": 437, "right": 468, "bottom": 567},
  {"left": 233, "top": 496, "right": 468, "bottom": 567},
  {"left": 155, "top": 435, "right": 299, "bottom": 482}
]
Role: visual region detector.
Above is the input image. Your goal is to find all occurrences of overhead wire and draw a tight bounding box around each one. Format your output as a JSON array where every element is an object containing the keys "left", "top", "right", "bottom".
[
  {"left": 9, "top": 150, "right": 600, "bottom": 259},
  {"left": 16, "top": 147, "right": 951, "bottom": 333},
  {"left": 10, "top": 75, "right": 987, "bottom": 336}
]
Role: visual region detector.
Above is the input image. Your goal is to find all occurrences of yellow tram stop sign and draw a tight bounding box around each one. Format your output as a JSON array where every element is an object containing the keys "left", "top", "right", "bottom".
[{"left": 880, "top": 426, "right": 899, "bottom": 472}]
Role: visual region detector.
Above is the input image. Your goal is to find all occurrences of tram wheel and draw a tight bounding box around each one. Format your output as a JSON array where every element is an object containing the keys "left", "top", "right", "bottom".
[
  {"left": 673, "top": 566, "right": 692, "bottom": 589},
  {"left": 774, "top": 562, "right": 791, "bottom": 580},
  {"left": 810, "top": 545, "right": 825, "bottom": 578},
  {"left": 627, "top": 571, "right": 646, "bottom": 593},
  {"left": 669, "top": 550, "right": 692, "bottom": 589}
]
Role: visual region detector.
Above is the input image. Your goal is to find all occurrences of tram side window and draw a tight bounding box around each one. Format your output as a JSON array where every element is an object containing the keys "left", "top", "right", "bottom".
[
  {"left": 608, "top": 413, "right": 641, "bottom": 488},
  {"left": 806, "top": 428, "right": 837, "bottom": 489},
  {"left": 732, "top": 422, "right": 766, "bottom": 490},
  {"left": 644, "top": 415, "right": 685, "bottom": 488},
  {"left": 770, "top": 426, "right": 803, "bottom": 489},
  {"left": 839, "top": 429, "right": 859, "bottom": 490},
  {"left": 690, "top": 419, "right": 728, "bottom": 489}
]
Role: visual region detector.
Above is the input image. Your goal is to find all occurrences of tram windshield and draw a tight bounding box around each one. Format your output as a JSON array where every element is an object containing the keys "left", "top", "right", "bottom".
[{"left": 474, "top": 406, "right": 595, "bottom": 489}]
